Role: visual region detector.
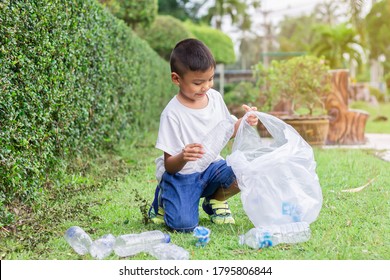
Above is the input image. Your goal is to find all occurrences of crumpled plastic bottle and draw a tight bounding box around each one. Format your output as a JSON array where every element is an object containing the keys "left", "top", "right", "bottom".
[
  {"left": 90, "top": 234, "right": 116, "bottom": 260},
  {"left": 193, "top": 119, "right": 234, "bottom": 172},
  {"left": 193, "top": 226, "right": 211, "bottom": 247},
  {"left": 113, "top": 230, "right": 171, "bottom": 257}
]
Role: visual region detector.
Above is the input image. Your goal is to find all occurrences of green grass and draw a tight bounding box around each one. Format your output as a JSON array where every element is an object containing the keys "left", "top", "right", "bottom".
[
  {"left": 1, "top": 126, "right": 389, "bottom": 260},
  {"left": 350, "top": 101, "right": 390, "bottom": 133}
]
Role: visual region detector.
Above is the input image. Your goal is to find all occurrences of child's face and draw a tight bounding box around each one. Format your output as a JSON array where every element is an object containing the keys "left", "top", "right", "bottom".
[{"left": 172, "top": 67, "right": 215, "bottom": 103}]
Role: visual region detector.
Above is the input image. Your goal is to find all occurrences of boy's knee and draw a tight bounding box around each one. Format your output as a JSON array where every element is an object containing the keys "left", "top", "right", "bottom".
[{"left": 165, "top": 216, "right": 197, "bottom": 233}]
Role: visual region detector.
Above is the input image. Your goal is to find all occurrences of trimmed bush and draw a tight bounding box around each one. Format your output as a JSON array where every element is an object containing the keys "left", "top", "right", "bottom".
[
  {"left": 184, "top": 21, "right": 236, "bottom": 65},
  {"left": 0, "top": 0, "right": 174, "bottom": 219},
  {"left": 136, "top": 15, "right": 194, "bottom": 61},
  {"left": 102, "top": 0, "right": 158, "bottom": 29},
  {"left": 137, "top": 16, "right": 236, "bottom": 64}
]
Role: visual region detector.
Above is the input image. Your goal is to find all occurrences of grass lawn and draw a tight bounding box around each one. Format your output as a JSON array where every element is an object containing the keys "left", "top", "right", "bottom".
[
  {"left": 1, "top": 123, "right": 389, "bottom": 260},
  {"left": 350, "top": 101, "right": 390, "bottom": 133}
]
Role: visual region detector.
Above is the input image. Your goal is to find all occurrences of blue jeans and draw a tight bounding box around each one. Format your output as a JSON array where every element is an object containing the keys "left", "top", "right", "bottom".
[{"left": 151, "top": 160, "right": 236, "bottom": 232}]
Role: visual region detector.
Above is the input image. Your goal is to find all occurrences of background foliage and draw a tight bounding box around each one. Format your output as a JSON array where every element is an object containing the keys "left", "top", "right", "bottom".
[
  {"left": 254, "top": 56, "right": 332, "bottom": 115},
  {"left": 365, "top": 0, "right": 390, "bottom": 87},
  {"left": 136, "top": 15, "right": 194, "bottom": 61},
  {"left": 136, "top": 15, "right": 236, "bottom": 64},
  {"left": 99, "top": 0, "right": 158, "bottom": 29},
  {"left": 0, "top": 0, "right": 175, "bottom": 225},
  {"left": 184, "top": 21, "right": 236, "bottom": 64}
]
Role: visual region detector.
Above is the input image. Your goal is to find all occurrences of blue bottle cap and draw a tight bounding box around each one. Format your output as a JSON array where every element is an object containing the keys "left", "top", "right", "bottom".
[
  {"left": 193, "top": 226, "right": 210, "bottom": 238},
  {"left": 193, "top": 226, "right": 211, "bottom": 247}
]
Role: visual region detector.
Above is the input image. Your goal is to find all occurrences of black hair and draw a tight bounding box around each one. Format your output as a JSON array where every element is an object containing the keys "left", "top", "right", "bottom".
[{"left": 170, "top": 38, "right": 216, "bottom": 77}]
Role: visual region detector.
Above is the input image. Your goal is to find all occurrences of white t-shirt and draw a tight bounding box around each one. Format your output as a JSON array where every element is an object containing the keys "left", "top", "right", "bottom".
[{"left": 156, "top": 88, "right": 232, "bottom": 175}]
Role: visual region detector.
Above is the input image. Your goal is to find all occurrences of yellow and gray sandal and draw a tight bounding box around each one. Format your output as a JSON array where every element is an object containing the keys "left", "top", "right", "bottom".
[{"left": 202, "top": 198, "right": 235, "bottom": 225}]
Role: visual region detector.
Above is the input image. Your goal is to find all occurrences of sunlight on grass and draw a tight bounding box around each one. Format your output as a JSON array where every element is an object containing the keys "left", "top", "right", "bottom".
[
  {"left": 350, "top": 102, "right": 390, "bottom": 133},
  {"left": 2, "top": 121, "right": 389, "bottom": 260}
]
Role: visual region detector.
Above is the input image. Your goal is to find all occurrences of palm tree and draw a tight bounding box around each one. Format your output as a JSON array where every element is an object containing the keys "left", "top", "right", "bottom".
[
  {"left": 365, "top": 0, "right": 390, "bottom": 85},
  {"left": 342, "top": 0, "right": 365, "bottom": 28},
  {"left": 277, "top": 14, "right": 320, "bottom": 53},
  {"left": 341, "top": 0, "right": 367, "bottom": 45},
  {"left": 202, "top": 0, "right": 260, "bottom": 30},
  {"left": 310, "top": 23, "right": 364, "bottom": 69},
  {"left": 314, "top": 1, "right": 343, "bottom": 25}
]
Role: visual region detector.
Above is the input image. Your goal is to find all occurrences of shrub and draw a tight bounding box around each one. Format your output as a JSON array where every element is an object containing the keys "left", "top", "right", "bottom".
[
  {"left": 224, "top": 82, "right": 259, "bottom": 107},
  {"left": 137, "top": 16, "right": 236, "bottom": 65},
  {"left": 101, "top": 0, "right": 158, "bottom": 29},
  {"left": 369, "top": 86, "right": 386, "bottom": 103},
  {"left": 136, "top": 15, "right": 194, "bottom": 61},
  {"left": 184, "top": 21, "right": 236, "bottom": 65},
  {"left": 0, "top": 0, "right": 175, "bottom": 224},
  {"left": 254, "top": 56, "right": 332, "bottom": 116}
]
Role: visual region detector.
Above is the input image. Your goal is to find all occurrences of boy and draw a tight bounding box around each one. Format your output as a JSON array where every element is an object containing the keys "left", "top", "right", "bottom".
[{"left": 148, "top": 38, "right": 258, "bottom": 232}]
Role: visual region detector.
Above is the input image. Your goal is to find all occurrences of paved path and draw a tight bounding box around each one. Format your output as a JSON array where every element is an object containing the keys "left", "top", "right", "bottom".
[{"left": 323, "top": 133, "right": 390, "bottom": 162}]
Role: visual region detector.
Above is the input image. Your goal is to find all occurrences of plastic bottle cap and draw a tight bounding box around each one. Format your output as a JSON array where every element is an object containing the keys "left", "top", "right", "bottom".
[
  {"left": 193, "top": 226, "right": 210, "bottom": 238},
  {"left": 164, "top": 233, "right": 171, "bottom": 243}
]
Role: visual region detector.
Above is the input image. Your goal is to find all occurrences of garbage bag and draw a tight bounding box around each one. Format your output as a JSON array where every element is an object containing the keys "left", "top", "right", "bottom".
[{"left": 226, "top": 112, "right": 323, "bottom": 227}]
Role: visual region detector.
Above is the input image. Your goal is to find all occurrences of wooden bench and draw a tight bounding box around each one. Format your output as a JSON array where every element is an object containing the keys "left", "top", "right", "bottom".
[{"left": 325, "top": 69, "right": 369, "bottom": 145}]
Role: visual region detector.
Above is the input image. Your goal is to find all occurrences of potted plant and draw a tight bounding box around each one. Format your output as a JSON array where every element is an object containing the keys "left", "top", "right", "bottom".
[
  {"left": 224, "top": 81, "right": 273, "bottom": 119},
  {"left": 254, "top": 55, "right": 332, "bottom": 145}
]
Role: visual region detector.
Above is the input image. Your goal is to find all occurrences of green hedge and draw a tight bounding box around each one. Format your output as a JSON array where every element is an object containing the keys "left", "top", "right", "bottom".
[{"left": 0, "top": 0, "right": 174, "bottom": 211}]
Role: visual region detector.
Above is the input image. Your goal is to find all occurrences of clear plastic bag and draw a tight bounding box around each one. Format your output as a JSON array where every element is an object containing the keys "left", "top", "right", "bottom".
[{"left": 226, "top": 112, "right": 323, "bottom": 227}]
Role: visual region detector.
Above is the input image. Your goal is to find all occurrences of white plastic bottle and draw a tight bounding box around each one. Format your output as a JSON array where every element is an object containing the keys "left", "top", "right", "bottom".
[
  {"left": 64, "top": 226, "right": 93, "bottom": 255},
  {"left": 113, "top": 230, "right": 171, "bottom": 257},
  {"left": 193, "top": 119, "right": 234, "bottom": 172},
  {"left": 239, "top": 222, "right": 311, "bottom": 249},
  {"left": 148, "top": 243, "right": 190, "bottom": 260},
  {"left": 90, "top": 234, "right": 116, "bottom": 260}
]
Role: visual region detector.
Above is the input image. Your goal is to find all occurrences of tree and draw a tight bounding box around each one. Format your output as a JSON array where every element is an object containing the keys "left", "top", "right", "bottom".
[
  {"left": 310, "top": 23, "right": 364, "bottom": 69},
  {"left": 342, "top": 0, "right": 365, "bottom": 29},
  {"left": 365, "top": 0, "right": 390, "bottom": 86},
  {"left": 277, "top": 14, "right": 321, "bottom": 53},
  {"left": 158, "top": 0, "right": 193, "bottom": 21},
  {"left": 365, "top": 0, "right": 390, "bottom": 60},
  {"left": 100, "top": 0, "right": 158, "bottom": 29},
  {"left": 341, "top": 0, "right": 367, "bottom": 45},
  {"left": 201, "top": 0, "right": 260, "bottom": 30},
  {"left": 238, "top": 36, "right": 262, "bottom": 69},
  {"left": 158, "top": 0, "right": 185, "bottom": 20},
  {"left": 314, "top": 1, "right": 343, "bottom": 25}
]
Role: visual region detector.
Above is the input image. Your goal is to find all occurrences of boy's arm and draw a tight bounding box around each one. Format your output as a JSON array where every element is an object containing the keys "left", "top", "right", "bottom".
[{"left": 164, "top": 143, "right": 205, "bottom": 174}]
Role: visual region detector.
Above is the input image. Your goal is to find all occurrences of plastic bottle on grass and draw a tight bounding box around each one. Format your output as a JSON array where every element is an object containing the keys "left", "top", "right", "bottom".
[
  {"left": 194, "top": 119, "right": 234, "bottom": 172},
  {"left": 148, "top": 243, "right": 190, "bottom": 260},
  {"left": 64, "top": 226, "right": 93, "bottom": 255},
  {"left": 113, "top": 230, "right": 171, "bottom": 257},
  {"left": 239, "top": 222, "right": 311, "bottom": 249},
  {"left": 90, "top": 234, "right": 116, "bottom": 260}
]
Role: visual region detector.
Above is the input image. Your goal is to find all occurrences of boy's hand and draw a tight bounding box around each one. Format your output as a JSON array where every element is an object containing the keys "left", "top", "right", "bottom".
[
  {"left": 182, "top": 143, "right": 205, "bottom": 161},
  {"left": 242, "top": 104, "right": 258, "bottom": 126}
]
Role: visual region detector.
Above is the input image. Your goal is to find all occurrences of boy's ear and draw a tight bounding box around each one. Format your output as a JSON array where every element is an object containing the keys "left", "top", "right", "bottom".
[{"left": 171, "top": 72, "right": 180, "bottom": 86}]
